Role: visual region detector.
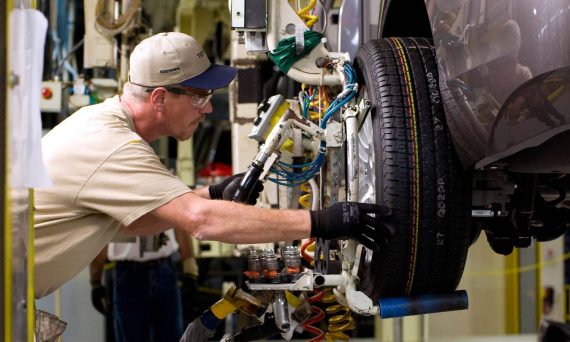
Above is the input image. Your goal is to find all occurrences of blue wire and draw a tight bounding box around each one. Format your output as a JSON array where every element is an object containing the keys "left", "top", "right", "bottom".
[
  {"left": 278, "top": 159, "right": 316, "bottom": 168},
  {"left": 270, "top": 145, "right": 325, "bottom": 183},
  {"left": 271, "top": 63, "right": 357, "bottom": 186}
]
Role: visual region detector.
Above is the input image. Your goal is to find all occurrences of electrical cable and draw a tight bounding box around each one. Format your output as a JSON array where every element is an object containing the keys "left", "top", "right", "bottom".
[
  {"left": 54, "top": 38, "right": 84, "bottom": 79},
  {"left": 267, "top": 62, "right": 356, "bottom": 187},
  {"left": 316, "top": 0, "right": 328, "bottom": 34},
  {"left": 95, "top": 0, "right": 141, "bottom": 36},
  {"left": 297, "top": 0, "right": 319, "bottom": 27}
]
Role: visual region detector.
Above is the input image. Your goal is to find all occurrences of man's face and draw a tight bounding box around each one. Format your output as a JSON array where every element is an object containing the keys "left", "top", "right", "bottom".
[{"left": 163, "top": 87, "right": 213, "bottom": 140}]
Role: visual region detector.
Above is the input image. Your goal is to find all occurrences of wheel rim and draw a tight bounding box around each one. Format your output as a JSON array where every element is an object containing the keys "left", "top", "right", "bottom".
[
  {"left": 357, "top": 87, "right": 376, "bottom": 205},
  {"left": 356, "top": 87, "right": 376, "bottom": 281}
]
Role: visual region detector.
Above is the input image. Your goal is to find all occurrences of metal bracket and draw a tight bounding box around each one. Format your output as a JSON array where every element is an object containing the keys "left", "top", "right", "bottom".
[
  {"left": 324, "top": 121, "right": 344, "bottom": 147},
  {"left": 356, "top": 99, "right": 372, "bottom": 130},
  {"left": 247, "top": 269, "right": 315, "bottom": 291}
]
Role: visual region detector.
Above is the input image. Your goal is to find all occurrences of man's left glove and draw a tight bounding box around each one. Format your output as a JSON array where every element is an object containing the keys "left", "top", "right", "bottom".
[
  {"left": 179, "top": 257, "right": 199, "bottom": 323},
  {"left": 310, "top": 202, "right": 395, "bottom": 250},
  {"left": 179, "top": 257, "right": 199, "bottom": 293},
  {"left": 208, "top": 173, "right": 264, "bottom": 205},
  {"left": 90, "top": 281, "right": 111, "bottom": 316}
]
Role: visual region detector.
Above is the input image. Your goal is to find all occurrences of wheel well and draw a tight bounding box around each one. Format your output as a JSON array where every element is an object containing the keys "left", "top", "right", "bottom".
[{"left": 382, "top": 0, "right": 432, "bottom": 39}]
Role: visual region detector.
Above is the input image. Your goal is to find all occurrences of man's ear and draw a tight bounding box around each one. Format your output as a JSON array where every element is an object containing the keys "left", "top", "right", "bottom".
[{"left": 150, "top": 88, "right": 167, "bottom": 112}]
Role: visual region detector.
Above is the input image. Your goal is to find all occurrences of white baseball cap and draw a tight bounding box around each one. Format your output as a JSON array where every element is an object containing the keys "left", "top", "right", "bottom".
[{"left": 128, "top": 32, "right": 237, "bottom": 90}]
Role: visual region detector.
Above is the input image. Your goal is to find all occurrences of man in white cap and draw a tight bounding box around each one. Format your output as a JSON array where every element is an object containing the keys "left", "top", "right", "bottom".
[{"left": 34, "top": 32, "right": 393, "bottom": 307}]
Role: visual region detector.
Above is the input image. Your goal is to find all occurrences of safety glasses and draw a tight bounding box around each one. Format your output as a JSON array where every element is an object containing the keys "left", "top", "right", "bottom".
[
  {"left": 164, "top": 87, "right": 213, "bottom": 109},
  {"left": 145, "top": 86, "right": 213, "bottom": 109}
]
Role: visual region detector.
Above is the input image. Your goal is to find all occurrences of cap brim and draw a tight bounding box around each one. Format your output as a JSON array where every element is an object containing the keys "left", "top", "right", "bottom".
[{"left": 179, "top": 64, "right": 238, "bottom": 90}]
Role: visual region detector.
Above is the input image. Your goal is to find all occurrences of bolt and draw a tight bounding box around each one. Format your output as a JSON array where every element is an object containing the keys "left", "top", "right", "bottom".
[{"left": 9, "top": 72, "right": 19, "bottom": 88}]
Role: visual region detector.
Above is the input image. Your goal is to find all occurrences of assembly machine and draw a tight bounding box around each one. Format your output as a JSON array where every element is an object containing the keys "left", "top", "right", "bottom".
[{"left": 203, "top": 1, "right": 470, "bottom": 340}]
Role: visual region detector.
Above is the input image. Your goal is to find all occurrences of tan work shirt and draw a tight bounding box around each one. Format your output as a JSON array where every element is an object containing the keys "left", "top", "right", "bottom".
[{"left": 34, "top": 96, "right": 190, "bottom": 298}]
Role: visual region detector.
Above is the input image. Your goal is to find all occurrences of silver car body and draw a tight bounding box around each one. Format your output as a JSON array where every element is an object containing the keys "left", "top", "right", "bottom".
[{"left": 339, "top": 0, "right": 570, "bottom": 171}]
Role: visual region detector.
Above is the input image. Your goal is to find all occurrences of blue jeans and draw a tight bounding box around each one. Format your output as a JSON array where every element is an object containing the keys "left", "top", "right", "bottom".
[{"left": 112, "top": 257, "right": 183, "bottom": 342}]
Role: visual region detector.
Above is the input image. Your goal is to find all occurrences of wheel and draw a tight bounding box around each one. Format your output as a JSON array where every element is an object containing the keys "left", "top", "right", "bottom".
[{"left": 353, "top": 37, "right": 472, "bottom": 299}]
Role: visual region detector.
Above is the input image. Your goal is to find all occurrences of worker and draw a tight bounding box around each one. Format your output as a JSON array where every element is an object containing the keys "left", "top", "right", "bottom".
[
  {"left": 89, "top": 228, "right": 197, "bottom": 342},
  {"left": 34, "top": 32, "right": 394, "bottom": 326}
]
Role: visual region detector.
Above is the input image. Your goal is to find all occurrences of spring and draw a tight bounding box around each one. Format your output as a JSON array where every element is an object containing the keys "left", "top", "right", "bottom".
[
  {"left": 322, "top": 290, "right": 355, "bottom": 341},
  {"left": 303, "top": 290, "right": 325, "bottom": 342}
]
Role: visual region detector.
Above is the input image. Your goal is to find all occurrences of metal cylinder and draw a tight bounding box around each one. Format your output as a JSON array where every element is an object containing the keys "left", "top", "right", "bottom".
[
  {"left": 248, "top": 250, "right": 261, "bottom": 272},
  {"left": 262, "top": 249, "right": 279, "bottom": 281},
  {"left": 260, "top": 249, "right": 270, "bottom": 272},
  {"left": 283, "top": 246, "right": 301, "bottom": 270},
  {"left": 247, "top": 250, "right": 261, "bottom": 279},
  {"left": 272, "top": 292, "right": 291, "bottom": 332}
]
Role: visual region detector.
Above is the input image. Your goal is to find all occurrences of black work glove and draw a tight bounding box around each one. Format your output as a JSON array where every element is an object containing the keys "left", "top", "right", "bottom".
[
  {"left": 208, "top": 172, "right": 264, "bottom": 205},
  {"left": 221, "top": 177, "right": 264, "bottom": 205},
  {"left": 179, "top": 273, "right": 198, "bottom": 295},
  {"left": 310, "top": 202, "right": 395, "bottom": 250},
  {"left": 208, "top": 173, "right": 244, "bottom": 200},
  {"left": 90, "top": 281, "right": 111, "bottom": 316},
  {"left": 178, "top": 273, "right": 199, "bottom": 323}
]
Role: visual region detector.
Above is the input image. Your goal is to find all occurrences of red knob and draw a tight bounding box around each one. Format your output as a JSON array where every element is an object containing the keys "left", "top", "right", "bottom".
[{"left": 41, "top": 87, "right": 53, "bottom": 99}]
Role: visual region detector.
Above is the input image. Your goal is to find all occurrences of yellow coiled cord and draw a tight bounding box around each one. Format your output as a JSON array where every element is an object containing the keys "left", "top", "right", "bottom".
[{"left": 296, "top": 0, "right": 319, "bottom": 27}]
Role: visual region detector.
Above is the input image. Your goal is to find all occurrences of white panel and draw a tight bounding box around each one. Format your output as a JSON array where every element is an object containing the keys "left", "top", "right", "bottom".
[
  {"left": 83, "top": 0, "right": 115, "bottom": 68},
  {"left": 40, "top": 80, "right": 62, "bottom": 113},
  {"left": 231, "top": 0, "right": 246, "bottom": 28}
]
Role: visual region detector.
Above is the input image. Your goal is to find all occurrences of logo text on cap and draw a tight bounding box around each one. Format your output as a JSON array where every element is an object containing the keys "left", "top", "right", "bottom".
[{"left": 160, "top": 67, "right": 181, "bottom": 74}]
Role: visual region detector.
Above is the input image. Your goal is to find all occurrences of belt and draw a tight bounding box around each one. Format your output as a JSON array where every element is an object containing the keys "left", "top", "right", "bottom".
[{"left": 116, "top": 256, "right": 172, "bottom": 268}]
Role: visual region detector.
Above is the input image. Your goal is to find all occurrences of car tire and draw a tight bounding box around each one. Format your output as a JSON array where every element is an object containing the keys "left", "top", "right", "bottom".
[{"left": 353, "top": 37, "right": 472, "bottom": 299}]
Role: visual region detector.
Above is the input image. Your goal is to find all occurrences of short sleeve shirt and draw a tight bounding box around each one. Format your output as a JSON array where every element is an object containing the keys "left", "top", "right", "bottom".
[
  {"left": 34, "top": 96, "right": 191, "bottom": 298},
  {"left": 107, "top": 229, "right": 179, "bottom": 262}
]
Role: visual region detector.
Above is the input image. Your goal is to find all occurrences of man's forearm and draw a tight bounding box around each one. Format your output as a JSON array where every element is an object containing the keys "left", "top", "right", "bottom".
[
  {"left": 189, "top": 199, "right": 311, "bottom": 243},
  {"left": 145, "top": 193, "right": 311, "bottom": 245}
]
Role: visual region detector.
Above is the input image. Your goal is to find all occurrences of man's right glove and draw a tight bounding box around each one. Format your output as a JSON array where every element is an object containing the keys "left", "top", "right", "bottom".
[
  {"left": 209, "top": 173, "right": 243, "bottom": 200},
  {"left": 90, "top": 281, "right": 111, "bottom": 316},
  {"left": 221, "top": 177, "right": 264, "bottom": 205},
  {"left": 310, "top": 202, "right": 395, "bottom": 250},
  {"left": 209, "top": 173, "right": 264, "bottom": 205}
]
